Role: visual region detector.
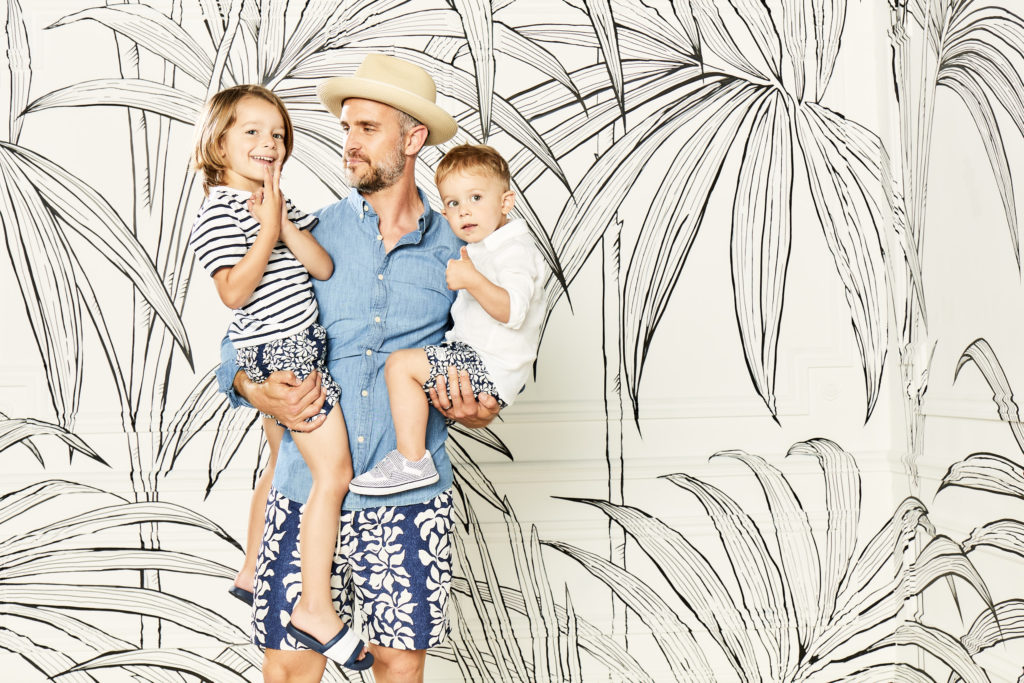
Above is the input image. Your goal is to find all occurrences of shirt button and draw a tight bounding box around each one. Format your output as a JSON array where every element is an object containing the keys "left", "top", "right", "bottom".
[
  {"left": 366, "top": 349, "right": 373, "bottom": 356},
  {"left": 377, "top": 273, "right": 384, "bottom": 280},
  {"left": 361, "top": 390, "right": 368, "bottom": 397},
  {"left": 374, "top": 316, "right": 381, "bottom": 323},
  {"left": 357, "top": 436, "right": 365, "bottom": 443},
  {"left": 376, "top": 234, "right": 383, "bottom": 240}
]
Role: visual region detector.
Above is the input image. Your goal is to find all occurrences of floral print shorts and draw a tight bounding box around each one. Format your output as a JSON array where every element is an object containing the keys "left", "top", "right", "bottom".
[
  {"left": 235, "top": 323, "right": 341, "bottom": 424},
  {"left": 252, "top": 488, "right": 453, "bottom": 652},
  {"left": 421, "top": 340, "right": 508, "bottom": 407}
]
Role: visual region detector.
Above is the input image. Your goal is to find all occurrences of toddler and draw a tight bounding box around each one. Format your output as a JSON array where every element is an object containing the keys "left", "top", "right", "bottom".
[{"left": 349, "top": 144, "right": 546, "bottom": 495}]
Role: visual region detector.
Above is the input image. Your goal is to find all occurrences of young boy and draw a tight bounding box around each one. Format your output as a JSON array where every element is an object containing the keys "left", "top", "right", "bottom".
[{"left": 349, "top": 144, "right": 546, "bottom": 495}]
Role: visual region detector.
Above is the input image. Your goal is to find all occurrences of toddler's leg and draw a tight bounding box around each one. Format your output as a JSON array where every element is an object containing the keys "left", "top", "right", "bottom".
[
  {"left": 387, "top": 347, "right": 434, "bottom": 462},
  {"left": 348, "top": 348, "right": 439, "bottom": 497},
  {"left": 234, "top": 418, "right": 281, "bottom": 597},
  {"left": 286, "top": 406, "right": 363, "bottom": 652}
]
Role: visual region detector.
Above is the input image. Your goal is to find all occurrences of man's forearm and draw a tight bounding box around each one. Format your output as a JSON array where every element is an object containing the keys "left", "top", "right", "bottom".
[{"left": 232, "top": 369, "right": 254, "bottom": 403}]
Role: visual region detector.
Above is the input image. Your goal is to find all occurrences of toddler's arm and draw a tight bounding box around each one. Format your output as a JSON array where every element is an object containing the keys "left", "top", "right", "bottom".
[{"left": 446, "top": 247, "right": 510, "bottom": 323}]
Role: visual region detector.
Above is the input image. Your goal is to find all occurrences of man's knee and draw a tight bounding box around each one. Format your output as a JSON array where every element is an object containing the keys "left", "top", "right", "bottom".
[
  {"left": 262, "top": 649, "right": 326, "bottom": 683},
  {"left": 371, "top": 646, "right": 426, "bottom": 682}
]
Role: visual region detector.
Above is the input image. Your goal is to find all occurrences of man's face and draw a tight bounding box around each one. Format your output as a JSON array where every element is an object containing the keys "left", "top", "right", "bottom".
[{"left": 339, "top": 98, "right": 408, "bottom": 193}]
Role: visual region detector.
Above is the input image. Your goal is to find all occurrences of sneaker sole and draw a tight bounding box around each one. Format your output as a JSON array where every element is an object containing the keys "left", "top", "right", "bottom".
[{"left": 348, "top": 473, "right": 441, "bottom": 496}]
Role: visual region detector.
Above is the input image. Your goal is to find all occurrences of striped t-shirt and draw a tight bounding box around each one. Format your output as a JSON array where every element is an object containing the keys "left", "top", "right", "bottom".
[{"left": 189, "top": 186, "right": 320, "bottom": 347}]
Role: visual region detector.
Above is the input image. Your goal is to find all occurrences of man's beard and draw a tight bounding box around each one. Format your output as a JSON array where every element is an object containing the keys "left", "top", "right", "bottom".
[{"left": 346, "top": 143, "right": 406, "bottom": 193}]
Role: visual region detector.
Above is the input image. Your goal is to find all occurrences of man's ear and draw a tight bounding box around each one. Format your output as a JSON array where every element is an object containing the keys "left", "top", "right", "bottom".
[{"left": 405, "top": 124, "right": 429, "bottom": 155}]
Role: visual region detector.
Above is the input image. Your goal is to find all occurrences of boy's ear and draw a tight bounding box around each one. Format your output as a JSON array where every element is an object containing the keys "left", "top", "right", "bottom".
[{"left": 501, "top": 190, "right": 516, "bottom": 215}]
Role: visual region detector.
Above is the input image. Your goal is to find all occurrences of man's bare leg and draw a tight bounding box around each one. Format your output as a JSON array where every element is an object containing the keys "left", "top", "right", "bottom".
[
  {"left": 371, "top": 645, "right": 427, "bottom": 683},
  {"left": 262, "top": 648, "right": 326, "bottom": 683}
]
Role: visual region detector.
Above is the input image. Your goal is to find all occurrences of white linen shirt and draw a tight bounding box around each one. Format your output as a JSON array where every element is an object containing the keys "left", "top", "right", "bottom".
[{"left": 445, "top": 218, "right": 546, "bottom": 404}]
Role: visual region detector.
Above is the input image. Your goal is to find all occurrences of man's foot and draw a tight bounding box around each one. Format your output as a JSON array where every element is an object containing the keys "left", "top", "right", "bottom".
[{"left": 349, "top": 449, "right": 439, "bottom": 496}]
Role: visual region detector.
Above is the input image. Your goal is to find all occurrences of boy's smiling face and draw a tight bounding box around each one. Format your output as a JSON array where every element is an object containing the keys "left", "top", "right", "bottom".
[
  {"left": 438, "top": 170, "right": 515, "bottom": 243},
  {"left": 218, "top": 96, "right": 286, "bottom": 192}
]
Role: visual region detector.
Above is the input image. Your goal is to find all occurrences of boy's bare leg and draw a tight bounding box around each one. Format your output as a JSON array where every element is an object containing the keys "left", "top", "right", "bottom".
[
  {"left": 287, "top": 406, "right": 366, "bottom": 658},
  {"left": 386, "top": 348, "right": 434, "bottom": 462},
  {"left": 235, "top": 417, "right": 281, "bottom": 593}
]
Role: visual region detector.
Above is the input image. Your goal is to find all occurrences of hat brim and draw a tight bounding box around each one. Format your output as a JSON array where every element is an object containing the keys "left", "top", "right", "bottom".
[{"left": 317, "top": 77, "right": 457, "bottom": 146}]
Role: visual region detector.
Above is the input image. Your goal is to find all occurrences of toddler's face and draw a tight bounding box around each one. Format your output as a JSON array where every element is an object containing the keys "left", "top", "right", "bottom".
[
  {"left": 218, "top": 96, "right": 286, "bottom": 192},
  {"left": 437, "top": 170, "right": 515, "bottom": 243}
]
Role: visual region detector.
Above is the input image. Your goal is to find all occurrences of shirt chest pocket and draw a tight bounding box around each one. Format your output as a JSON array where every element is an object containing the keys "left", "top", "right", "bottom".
[{"left": 386, "top": 248, "right": 455, "bottom": 331}]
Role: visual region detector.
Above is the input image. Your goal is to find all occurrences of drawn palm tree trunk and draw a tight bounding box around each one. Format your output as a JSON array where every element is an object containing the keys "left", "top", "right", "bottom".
[
  {"left": 887, "top": 0, "right": 936, "bottom": 486},
  {"left": 105, "top": 4, "right": 162, "bottom": 646},
  {"left": 601, "top": 231, "right": 627, "bottom": 642},
  {"left": 581, "top": 0, "right": 632, "bottom": 645},
  {"left": 887, "top": 0, "right": 1024, "bottom": 485}
]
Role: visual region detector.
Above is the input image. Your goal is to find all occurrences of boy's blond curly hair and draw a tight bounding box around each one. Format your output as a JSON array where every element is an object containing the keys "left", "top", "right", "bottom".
[{"left": 193, "top": 85, "right": 294, "bottom": 194}]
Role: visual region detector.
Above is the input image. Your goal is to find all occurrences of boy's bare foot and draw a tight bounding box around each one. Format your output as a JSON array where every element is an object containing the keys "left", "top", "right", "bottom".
[
  {"left": 288, "top": 600, "right": 370, "bottom": 664},
  {"left": 233, "top": 568, "right": 255, "bottom": 594}
]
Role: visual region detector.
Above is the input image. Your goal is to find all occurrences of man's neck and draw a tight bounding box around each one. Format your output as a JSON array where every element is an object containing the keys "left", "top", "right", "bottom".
[{"left": 363, "top": 171, "right": 425, "bottom": 251}]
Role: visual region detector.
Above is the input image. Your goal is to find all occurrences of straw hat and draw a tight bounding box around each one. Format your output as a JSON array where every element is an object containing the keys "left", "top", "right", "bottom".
[{"left": 317, "top": 53, "right": 457, "bottom": 146}]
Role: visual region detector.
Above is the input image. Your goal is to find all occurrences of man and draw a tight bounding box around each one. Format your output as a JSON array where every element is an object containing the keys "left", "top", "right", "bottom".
[{"left": 217, "top": 53, "right": 500, "bottom": 683}]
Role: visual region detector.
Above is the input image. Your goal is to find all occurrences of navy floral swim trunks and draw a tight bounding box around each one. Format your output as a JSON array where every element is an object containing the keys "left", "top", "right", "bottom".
[
  {"left": 235, "top": 322, "right": 341, "bottom": 423},
  {"left": 421, "top": 340, "right": 508, "bottom": 408},
  {"left": 251, "top": 488, "right": 454, "bottom": 651}
]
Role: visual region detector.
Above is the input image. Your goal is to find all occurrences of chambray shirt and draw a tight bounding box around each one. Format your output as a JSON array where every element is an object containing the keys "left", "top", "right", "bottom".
[{"left": 217, "top": 187, "right": 462, "bottom": 509}]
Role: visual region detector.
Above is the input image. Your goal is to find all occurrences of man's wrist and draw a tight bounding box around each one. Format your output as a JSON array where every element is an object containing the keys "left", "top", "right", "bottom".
[{"left": 233, "top": 370, "right": 253, "bottom": 402}]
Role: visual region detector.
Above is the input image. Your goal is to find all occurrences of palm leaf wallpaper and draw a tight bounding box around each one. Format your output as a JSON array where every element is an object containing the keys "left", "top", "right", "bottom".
[{"left": 2, "top": 0, "right": 1023, "bottom": 680}]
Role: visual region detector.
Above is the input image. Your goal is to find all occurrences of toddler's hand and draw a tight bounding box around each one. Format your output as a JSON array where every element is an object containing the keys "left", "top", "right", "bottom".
[{"left": 446, "top": 247, "right": 480, "bottom": 290}]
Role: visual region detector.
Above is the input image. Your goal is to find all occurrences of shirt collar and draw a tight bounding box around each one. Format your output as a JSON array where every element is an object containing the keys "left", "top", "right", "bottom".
[
  {"left": 211, "top": 185, "right": 252, "bottom": 199},
  {"left": 347, "top": 186, "right": 438, "bottom": 237},
  {"left": 477, "top": 218, "right": 528, "bottom": 251}
]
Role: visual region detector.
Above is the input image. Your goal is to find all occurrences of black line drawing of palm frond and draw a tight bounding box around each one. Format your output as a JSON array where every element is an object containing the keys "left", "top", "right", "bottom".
[
  {"left": 0, "top": 412, "right": 107, "bottom": 468},
  {"left": 547, "top": 438, "right": 996, "bottom": 682},
  {"left": 0, "top": 479, "right": 261, "bottom": 682},
  {"left": 529, "top": 1, "right": 901, "bottom": 425},
  {"left": 927, "top": 339, "right": 1024, "bottom": 677},
  {"left": 443, "top": 477, "right": 648, "bottom": 682},
  {"left": 892, "top": 0, "right": 1024, "bottom": 270}
]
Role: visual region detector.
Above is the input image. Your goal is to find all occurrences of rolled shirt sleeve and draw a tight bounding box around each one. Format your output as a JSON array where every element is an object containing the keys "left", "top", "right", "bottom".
[{"left": 492, "top": 241, "right": 544, "bottom": 331}]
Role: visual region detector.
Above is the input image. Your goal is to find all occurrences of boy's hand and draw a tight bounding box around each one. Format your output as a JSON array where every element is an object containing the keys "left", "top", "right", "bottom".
[
  {"left": 248, "top": 160, "right": 284, "bottom": 240},
  {"left": 446, "top": 247, "right": 481, "bottom": 291}
]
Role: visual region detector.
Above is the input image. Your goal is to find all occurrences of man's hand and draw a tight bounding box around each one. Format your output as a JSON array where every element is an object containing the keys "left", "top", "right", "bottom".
[
  {"left": 445, "top": 247, "right": 482, "bottom": 291},
  {"left": 427, "top": 366, "right": 500, "bottom": 428},
  {"left": 235, "top": 369, "right": 327, "bottom": 432}
]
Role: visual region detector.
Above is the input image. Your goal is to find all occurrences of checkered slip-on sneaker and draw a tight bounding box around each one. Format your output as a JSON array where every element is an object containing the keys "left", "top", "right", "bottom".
[{"left": 349, "top": 449, "right": 440, "bottom": 496}]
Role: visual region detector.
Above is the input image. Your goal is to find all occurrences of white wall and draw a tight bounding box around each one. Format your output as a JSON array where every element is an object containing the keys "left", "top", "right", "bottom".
[{"left": 3, "top": 1, "right": 1023, "bottom": 681}]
